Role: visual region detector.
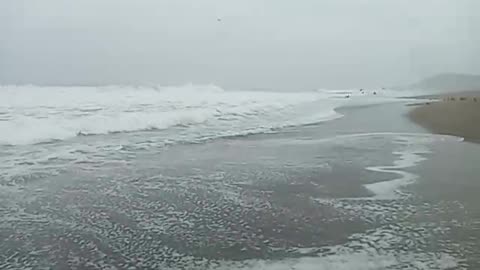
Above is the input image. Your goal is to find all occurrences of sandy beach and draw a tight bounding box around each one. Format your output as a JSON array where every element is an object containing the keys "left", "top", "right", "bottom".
[{"left": 409, "top": 92, "right": 480, "bottom": 142}]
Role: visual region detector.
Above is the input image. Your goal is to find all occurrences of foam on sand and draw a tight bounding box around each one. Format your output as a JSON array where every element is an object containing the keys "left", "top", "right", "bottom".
[
  {"left": 211, "top": 253, "right": 459, "bottom": 270},
  {"left": 214, "top": 133, "right": 464, "bottom": 269},
  {"left": 364, "top": 148, "right": 429, "bottom": 200},
  {"left": 300, "top": 132, "right": 462, "bottom": 200},
  {"left": 160, "top": 224, "right": 462, "bottom": 270},
  {"left": 363, "top": 133, "right": 463, "bottom": 200}
]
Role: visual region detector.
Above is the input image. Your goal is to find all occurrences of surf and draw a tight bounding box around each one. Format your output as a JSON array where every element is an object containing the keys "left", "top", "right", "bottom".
[{"left": 0, "top": 84, "right": 413, "bottom": 146}]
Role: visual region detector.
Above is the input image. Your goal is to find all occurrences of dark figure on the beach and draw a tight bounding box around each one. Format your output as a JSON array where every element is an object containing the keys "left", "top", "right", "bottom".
[
  {"left": 345, "top": 95, "right": 350, "bottom": 98},
  {"left": 373, "top": 91, "right": 377, "bottom": 95}
]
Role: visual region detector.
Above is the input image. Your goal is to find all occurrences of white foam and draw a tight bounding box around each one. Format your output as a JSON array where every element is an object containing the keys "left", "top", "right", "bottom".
[
  {"left": 0, "top": 84, "right": 410, "bottom": 146},
  {"left": 206, "top": 222, "right": 462, "bottom": 270},
  {"left": 281, "top": 133, "right": 462, "bottom": 200},
  {"left": 362, "top": 134, "right": 459, "bottom": 200},
  {"left": 213, "top": 255, "right": 399, "bottom": 270},
  {"left": 270, "top": 133, "right": 464, "bottom": 146},
  {"left": 210, "top": 252, "right": 459, "bottom": 270},
  {"left": 364, "top": 149, "right": 429, "bottom": 200}
]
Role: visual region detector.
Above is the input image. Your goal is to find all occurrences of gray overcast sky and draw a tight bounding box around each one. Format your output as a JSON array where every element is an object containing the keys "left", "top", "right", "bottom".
[{"left": 1, "top": 0, "right": 479, "bottom": 90}]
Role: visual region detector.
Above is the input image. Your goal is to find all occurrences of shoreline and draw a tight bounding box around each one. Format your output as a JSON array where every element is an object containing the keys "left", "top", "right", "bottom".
[
  {"left": 408, "top": 91, "right": 480, "bottom": 143},
  {"left": 408, "top": 89, "right": 480, "bottom": 100}
]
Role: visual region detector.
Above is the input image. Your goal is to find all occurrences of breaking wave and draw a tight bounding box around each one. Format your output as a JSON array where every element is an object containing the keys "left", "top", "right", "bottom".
[{"left": 0, "top": 84, "right": 405, "bottom": 145}]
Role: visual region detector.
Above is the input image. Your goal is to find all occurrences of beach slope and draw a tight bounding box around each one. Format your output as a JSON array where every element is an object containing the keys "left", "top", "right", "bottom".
[{"left": 409, "top": 96, "right": 480, "bottom": 142}]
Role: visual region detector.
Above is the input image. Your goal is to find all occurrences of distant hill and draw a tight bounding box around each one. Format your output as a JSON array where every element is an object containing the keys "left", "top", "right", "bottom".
[{"left": 412, "top": 73, "right": 480, "bottom": 92}]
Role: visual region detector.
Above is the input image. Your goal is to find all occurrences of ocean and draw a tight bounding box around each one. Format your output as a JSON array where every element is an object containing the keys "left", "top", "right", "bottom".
[{"left": 1, "top": 85, "right": 478, "bottom": 269}]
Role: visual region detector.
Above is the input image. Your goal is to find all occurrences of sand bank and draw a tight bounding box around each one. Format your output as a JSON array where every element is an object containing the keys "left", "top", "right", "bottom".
[{"left": 409, "top": 94, "right": 480, "bottom": 142}]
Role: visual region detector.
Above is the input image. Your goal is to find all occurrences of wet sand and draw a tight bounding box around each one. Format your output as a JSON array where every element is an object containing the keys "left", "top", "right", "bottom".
[
  {"left": 409, "top": 93, "right": 480, "bottom": 142},
  {"left": 410, "top": 90, "right": 480, "bottom": 100}
]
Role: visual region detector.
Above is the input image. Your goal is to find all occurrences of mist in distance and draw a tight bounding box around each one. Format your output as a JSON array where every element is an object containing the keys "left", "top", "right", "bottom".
[{"left": 1, "top": 0, "right": 479, "bottom": 90}]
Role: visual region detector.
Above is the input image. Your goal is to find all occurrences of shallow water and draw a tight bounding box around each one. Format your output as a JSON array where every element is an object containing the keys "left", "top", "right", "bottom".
[{"left": 1, "top": 87, "right": 477, "bottom": 269}]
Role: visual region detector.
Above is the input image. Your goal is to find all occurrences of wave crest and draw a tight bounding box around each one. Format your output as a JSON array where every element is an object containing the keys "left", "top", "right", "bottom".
[{"left": 0, "top": 84, "right": 345, "bottom": 145}]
